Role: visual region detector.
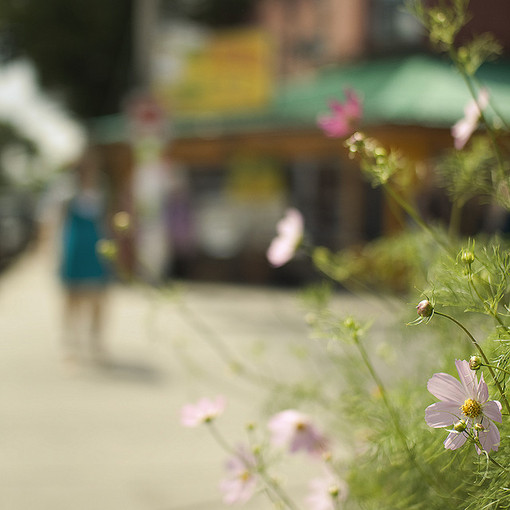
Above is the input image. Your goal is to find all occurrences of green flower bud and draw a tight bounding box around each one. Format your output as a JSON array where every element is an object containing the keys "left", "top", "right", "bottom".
[
  {"left": 469, "top": 355, "right": 482, "bottom": 371},
  {"left": 457, "top": 46, "right": 469, "bottom": 63},
  {"left": 453, "top": 420, "right": 467, "bottom": 432},
  {"left": 460, "top": 250, "right": 475, "bottom": 265},
  {"left": 374, "top": 147, "right": 387, "bottom": 158},
  {"left": 343, "top": 317, "right": 355, "bottom": 329},
  {"left": 329, "top": 485, "right": 340, "bottom": 498}
]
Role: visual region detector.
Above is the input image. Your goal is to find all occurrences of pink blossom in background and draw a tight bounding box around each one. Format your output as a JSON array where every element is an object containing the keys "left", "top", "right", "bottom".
[
  {"left": 268, "top": 409, "right": 328, "bottom": 456},
  {"left": 306, "top": 475, "right": 349, "bottom": 510},
  {"left": 266, "top": 208, "right": 304, "bottom": 267},
  {"left": 317, "top": 88, "right": 362, "bottom": 138},
  {"left": 180, "top": 396, "right": 226, "bottom": 427},
  {"left": 425, "top": 359, "right": 502, "bottom": 453},
  {"left": 451, "top": 87, "right": 489, "bottom": 150},
  {"left": 219, "top": 445, "right": 258, "bottom": 505}
]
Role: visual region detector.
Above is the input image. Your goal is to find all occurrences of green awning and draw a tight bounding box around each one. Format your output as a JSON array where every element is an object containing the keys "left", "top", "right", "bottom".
[{"left": 92, "top": 54, "right": 510, "bottom": 143}]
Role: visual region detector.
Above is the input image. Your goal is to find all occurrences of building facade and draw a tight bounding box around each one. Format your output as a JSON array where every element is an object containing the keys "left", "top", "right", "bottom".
[{"left": 95, "top": 0, "right": 510, "bottom": 284}]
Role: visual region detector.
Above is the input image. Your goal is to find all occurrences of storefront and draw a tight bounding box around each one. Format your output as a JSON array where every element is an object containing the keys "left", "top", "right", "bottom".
[{"left": 91, "top": 54, "right": 510, "bottom": 284}]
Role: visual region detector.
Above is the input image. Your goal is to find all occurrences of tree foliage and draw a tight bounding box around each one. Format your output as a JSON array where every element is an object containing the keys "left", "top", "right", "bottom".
[{"left": 0, "top": 0, "right": 134, "bottom": 119}]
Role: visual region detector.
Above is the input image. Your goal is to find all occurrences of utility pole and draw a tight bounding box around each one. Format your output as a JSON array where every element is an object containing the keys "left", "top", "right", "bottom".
[{"left": 132, "top": 0, "right": 160, "bottom": 89}]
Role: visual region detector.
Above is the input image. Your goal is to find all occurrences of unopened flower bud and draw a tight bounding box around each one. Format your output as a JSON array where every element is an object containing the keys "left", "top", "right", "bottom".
[
  {"left": 328, "top": 485, "right": 339, "bottom": 498},
  {"left": 457, "top": 46, "right": 469, "bottom": 63},
  {"left": 469, "top": 355, "right": 482, "bottom": 371},
  {"left": 431, "top": 10, "right": 446, "bottom": 24},
  {"left": 416, "top": 300, "right": 433, "bottom": 318},
  {"left": 460, "top": 250, "right": 475, "bottom": 265},
  {"left": 343, "top": 317, "right": 356, "bottom": 329},
  {"left": 453, "top": 420, "right": 467, "bottom": 432}
]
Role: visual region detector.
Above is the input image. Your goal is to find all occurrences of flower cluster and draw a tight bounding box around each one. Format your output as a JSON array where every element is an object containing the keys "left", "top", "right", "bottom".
[
  {"left": 170, "top": 4, "right": 510, "bottom": 509},
  {"left": 425, "top": 360, "right": 502, "bottom": 453},
  {"left": 180, "top": 398, "right": 341, "bottom": 508}
]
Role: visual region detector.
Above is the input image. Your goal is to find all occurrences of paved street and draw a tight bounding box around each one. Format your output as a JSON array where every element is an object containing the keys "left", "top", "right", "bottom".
[{"left": 1, "top": 238, "right": 368, "bottom": 510}]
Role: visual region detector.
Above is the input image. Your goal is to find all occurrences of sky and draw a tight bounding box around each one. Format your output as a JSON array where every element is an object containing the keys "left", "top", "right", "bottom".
[{"left": 0, "top": 59, "right": 85, "bottom": 171}]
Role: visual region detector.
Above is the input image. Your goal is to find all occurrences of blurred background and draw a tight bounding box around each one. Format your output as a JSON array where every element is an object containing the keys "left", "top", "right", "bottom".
[
  {"left": 2, "top": 2, "right": 510, "bottom": 510},
  {"left": 0, "top": 0, "right": 509, "bottom": 284}
]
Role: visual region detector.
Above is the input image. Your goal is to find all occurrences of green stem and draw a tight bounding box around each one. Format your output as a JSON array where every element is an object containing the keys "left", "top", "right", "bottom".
[
  {"left": 134, "top": 254, "right": 278, "bottom": 387},
  {"left": 207, "top": 421, "right": 235, "bottom": 455},
  {"left": 448, "top": 201, "right": 463, "bottom": 239},
  {"left": 473, "top": 74, "right": 510, "bottom": 131},
  {"left": 353, "top": 334, "right": 451, "bottom": 500},
  {"left": 482, "top": 363, "right": 510, "bottom": 378},
  {"left": 208, "top": 421, "right": 301, "bottom": 510},
  {"left": 468, "top": 274, "right": 510, "bottom": 333},
  {"left": 434, "top": 311, "right": 510, "bottom": 414},
  {"left": 383, "top": 183, "right": 453, "bottom": 255},
  {"left": 488, "top": 455, "right": 508, "bottom": 472},
  {"left": 176, "top": 298, "right": 279, "bottom": 388},
  {"left": 354, "top": 335, "right": 404, "bottom": 439},
  {"left": 451, "top": 51, "right": 506, "bottom": 180},
  {"left": 383, "top": 183, "right": 430, "bottom": 234},
  {"left": 257, "top": 469, "right": 302, "bottom": 510},
  {"left": 472, "top": 433, "right": 508, "bottom": 472}
]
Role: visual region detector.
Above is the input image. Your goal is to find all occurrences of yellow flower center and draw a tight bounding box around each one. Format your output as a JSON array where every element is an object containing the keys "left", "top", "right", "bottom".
[
  {"left": 296, "top": 422, "right": 307, "bottom": 431},
  {"left": 461, "top": 398, "right": 482, "bottom": 419},
  {"left": 239, "top": 471, "right": 251, "bottom": 482}
]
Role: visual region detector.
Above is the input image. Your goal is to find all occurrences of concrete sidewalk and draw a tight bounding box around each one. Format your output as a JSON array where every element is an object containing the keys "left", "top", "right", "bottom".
[{"left": 1, "top": 241, "right": 364, "bottom": 510}]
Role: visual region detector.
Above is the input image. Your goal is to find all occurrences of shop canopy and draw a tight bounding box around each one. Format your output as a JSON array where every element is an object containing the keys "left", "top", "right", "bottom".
[{"left": 92, "top": 53, "right": 510, "bottom": 143}]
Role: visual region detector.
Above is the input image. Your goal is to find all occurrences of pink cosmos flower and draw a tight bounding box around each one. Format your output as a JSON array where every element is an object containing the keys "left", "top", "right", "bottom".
[
  {"left": 219, "top": 445, "right": 258, "bottom": 505},
  {"left": 180, "top": 396, "right": 226, "bottom": 427},
  {"left": 425, "top": 359, "right": 502, "bottom": 453},
  {"left": 451, "top": 87, "right": 489, "bottom": 150},
  {"left": 266, "top": 208, "right": 304, "bottom": 267},
  {"left": 268, "top": 409, "right": 328, "bottom": 456},
  {"left": 317, "top": 88, "right": 362, "bottom": 138},
  {"left": 306, "top": 475, "right": 349, "bottom": 510}
]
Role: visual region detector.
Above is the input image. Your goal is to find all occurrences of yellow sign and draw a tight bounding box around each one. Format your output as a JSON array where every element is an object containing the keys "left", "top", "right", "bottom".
[
  {"left": 226, "top": 154, "right": 285, "bottom": 202},
  {"left": 153, "top": 29, "right": 273, "bottom": 115}
]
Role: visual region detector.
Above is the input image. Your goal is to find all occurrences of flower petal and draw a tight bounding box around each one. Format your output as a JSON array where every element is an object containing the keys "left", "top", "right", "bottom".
[
  {"left": 483, "top": 400, "right": 502, "bottom": 423},
  {"left": 343, "top": 89, "right": 362, "bottom": 119},
  {"left": 444, "top": 430, "right": 468, "bottom": 450},
  {"left": 477, "top": 421, "right": 500, "bottom": 454},
  {"left": 317, "top": 115, "right": 350, "bottom": 137},
  {"left": 425, "top": 401, "right": 461, "bottom": 427},
  {"left": 477, "top": 372, "right": 489, "bottom": 403},
  {"left": 452, "top": 118, "right": 475, "bottom": 150},
  {"left": 427, "top": 372, "right": 465, "bottom": 403},
  {"left": 455, "top": 360, "right": 478, "bottom": 399}
]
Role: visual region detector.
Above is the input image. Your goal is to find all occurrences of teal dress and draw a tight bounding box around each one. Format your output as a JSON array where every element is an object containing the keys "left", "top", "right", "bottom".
[{"left": 60, "top": 192, "right": 110, "bottom": 288}]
